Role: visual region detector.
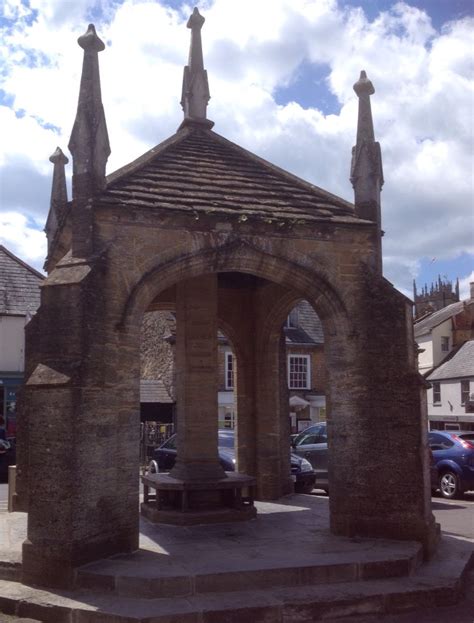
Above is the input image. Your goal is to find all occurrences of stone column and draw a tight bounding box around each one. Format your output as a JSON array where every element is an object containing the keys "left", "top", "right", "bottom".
[
  {"left": 253, "top": 285, "right": 293, "bottom": 500},
  {"left": 170, "top": 274, "right": 225, "bottom": 481},
  {"left": 326, "top": 273, "right": 438, "bottom": 557}
]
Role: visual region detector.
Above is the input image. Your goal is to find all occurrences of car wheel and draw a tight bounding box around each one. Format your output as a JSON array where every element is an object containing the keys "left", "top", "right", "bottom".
[
  {"left": 439, "top": 470, "right": 462, "bottom": 499},
  {"left": 295, "top": 481, "right": 314, "bottom": 494},
  {"left": 148, "top": 460, "right": 159, "bottom": 474}
]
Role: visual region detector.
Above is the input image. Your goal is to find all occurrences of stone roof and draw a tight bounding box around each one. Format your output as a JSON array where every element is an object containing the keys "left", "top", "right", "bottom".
[
  {"left": 427, "top": 340, "right": 474, "bottom": 381},
  {"left": 140, "top": 379, "right": 174, "bottom": 404},
  {"left": 285, "top": 300, "right": 324, "bottom": 345},
  {"left": 0, "top": 245, "right": 44, "bottom": 316},
  {"left": 414, "top": 300, "right": 465, "bottom": 338},
  {"left": 101, "top": 127, "right": 364, "bottom": 225}
]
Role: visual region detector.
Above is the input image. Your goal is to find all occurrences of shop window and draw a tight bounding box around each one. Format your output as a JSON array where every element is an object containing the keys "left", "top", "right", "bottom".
[
  {"left": 0, "top": 383, "right": 19, "bottom": 438},
  {"left": 445, "top": 423, "right": 460, "bottom": 431},
  {"left": 218, "top": 411, "right": 236, "bottom": 429}
]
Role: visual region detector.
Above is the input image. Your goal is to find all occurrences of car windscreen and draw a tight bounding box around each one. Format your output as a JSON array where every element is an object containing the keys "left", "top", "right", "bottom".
[
  {"left": 218, "top": 432, "right": 234, "bottom": 448},
  {"left": 294, "top": 426, "right": 325, "bottom": 446}
]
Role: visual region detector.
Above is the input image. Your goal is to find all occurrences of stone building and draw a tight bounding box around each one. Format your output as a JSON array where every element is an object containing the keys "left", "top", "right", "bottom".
[
  {"left": 413, "top": 276, "right": 460, "bottom": 320},
  {"left": 140, "top": 310, "right": 175, "bottom": 426},
  {"left": 15, "top": 11, "right": 437, "bottom": 588},
  {"left": 140, "top": 300, "right": 326, "bottom": 435}
]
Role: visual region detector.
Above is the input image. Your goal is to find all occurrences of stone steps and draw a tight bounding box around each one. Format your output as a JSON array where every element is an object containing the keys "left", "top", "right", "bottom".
[
  {"left": 76, "top": 543, "right": 422, "bottom": 598},
  {"left": 0, "top": 539, "right": 471, "bottom": 623},
  {"left": 0, "top": 571, "right": 465, "bottom": 623}
]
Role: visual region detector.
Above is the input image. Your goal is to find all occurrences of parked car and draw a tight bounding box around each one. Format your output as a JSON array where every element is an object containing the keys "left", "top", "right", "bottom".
[
  {"left": 428, "top": 431, "right": 474, "bottom": 499},
  {"left": 291, "top": 422, "right": 328, "bottom": 494},
  {"left": 148, "top": 429, "right": 316, "bottom": 494},
  {"left": 0, "top": 438, "right": 15, "bottom": 482}
]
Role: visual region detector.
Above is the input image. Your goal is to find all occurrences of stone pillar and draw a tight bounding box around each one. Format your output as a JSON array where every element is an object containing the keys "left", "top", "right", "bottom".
[
  {"left": 19, "top": 258, "right": 140, "bottom": 589},
  {"left": 170, "top": 274, "right": 225, "bottom": 481},
  {"left": 253, "top": 285, "right": 293, "bottom": 500},
  {"left": 326, "top": 273, "right": 438, "bottom": 557}
]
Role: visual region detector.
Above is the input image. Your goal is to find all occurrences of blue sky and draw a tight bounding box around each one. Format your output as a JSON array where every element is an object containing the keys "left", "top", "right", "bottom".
[{"left": 0, "top": 0, "right": 472, "bottom": 299}]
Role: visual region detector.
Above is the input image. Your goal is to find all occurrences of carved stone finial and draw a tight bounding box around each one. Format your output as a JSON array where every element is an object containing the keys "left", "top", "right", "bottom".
[
  {"left": 350, "top": 69, "right": 384, "bottom": 273},
  {"left": 78, "top": 23, "right": 105, "bottom": 52},
  {"left": 68, "top": 23, "right": 110, "bottom": 193},
  {"left": 49, "top": 146, "right": 69, "bottom": 167},
  {"left": 353, "top": 70, "right": 375, "bottom": 97},
  {"left": 68, "top": 23, "right": 110, "bottom": 258},
  {"left": 45, "top": 146, "right": 69, "bottom": 255},
  {"left": 353, "top": 70, "right": 375, "bottom": 143},
  {"left": 180, "top": 7, "right": 213, "bottom": 129}
]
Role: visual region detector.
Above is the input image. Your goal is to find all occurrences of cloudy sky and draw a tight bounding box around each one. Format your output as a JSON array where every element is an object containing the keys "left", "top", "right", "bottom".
[{"left": 0, "top": 0, "right": 473, "bottom": 299}]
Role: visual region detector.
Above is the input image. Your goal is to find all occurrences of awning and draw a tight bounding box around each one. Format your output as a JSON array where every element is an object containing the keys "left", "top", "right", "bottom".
[{"left": 289, "top": 395, "right": 310, "bottom": 412}]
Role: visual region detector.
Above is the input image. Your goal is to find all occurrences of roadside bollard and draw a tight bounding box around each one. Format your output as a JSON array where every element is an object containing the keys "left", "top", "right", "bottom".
[{"left": 8, "top": 465, "right": 16, "bottom": 513}]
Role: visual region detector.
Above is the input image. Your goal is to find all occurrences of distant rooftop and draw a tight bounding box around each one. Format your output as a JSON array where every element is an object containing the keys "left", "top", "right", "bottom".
[
  {"left": 427, "top": 340, "right": 474, "bottom": 381},
  {"left": 285, "top": 300, "right": 324, "bottom": 345},
  {"left": 414, "top": 300, "right": 466, "bottom": 338},
  {"left": 0, "top": 245, "right": 44, "bottom": 316},
  {"left": 140, "top": 379, "right": 174, "bottom": 404}
]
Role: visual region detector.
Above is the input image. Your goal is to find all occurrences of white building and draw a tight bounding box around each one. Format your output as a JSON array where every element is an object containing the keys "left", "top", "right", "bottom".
[
  {"left": 414, "top": 283, "right": 474, "bottom": 431},
  {"left": 415, "top": 301, "right": 465, "bottom": 374},
  {"left": 0, "top": 246, "right": 43, "bottom": 438},
  {"left": 426, "top": 340, "right": 474, "bottom": 431}
]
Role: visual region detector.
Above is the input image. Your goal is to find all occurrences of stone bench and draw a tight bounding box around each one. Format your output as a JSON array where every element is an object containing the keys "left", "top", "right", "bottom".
[{"left": 141, "top": 472, "right": 257, "bottom": 525}]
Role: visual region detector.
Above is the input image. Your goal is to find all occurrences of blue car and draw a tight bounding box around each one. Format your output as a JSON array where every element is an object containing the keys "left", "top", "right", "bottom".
[{"left": 428, "top": 431, "right": 474, "bottom": 499}]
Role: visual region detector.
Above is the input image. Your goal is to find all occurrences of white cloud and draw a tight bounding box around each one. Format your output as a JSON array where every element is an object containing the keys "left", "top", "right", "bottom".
[
  {"left": 0, "top": 0, "right": 472, "bottom": 294},
  {"left": 459, "top": 271, "right": 474, "bottom": 301},
  {"left": 0, "top": 212, "right": 47, "bottom": 270}
]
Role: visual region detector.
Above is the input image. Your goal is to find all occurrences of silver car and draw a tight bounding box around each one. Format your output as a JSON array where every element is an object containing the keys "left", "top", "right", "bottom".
[{"left": 291, "top": 423, "right": 329, "bottom": 494}]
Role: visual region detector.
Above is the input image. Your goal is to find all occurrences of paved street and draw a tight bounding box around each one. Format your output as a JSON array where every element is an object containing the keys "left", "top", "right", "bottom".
[{"left": 0, "top": 483, "right": 7, "bottom": 513}]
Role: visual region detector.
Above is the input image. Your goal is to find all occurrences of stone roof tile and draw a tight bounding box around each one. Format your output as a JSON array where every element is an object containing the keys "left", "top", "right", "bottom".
[
  {"left": 100, "top": 128, "right": 365, "bottom": 225},
  {"left": 427, "top": 340, "right": 474, "bottom": 381},
  {"left": 414, "top": 301, "right": 465, "bottom": 338}
]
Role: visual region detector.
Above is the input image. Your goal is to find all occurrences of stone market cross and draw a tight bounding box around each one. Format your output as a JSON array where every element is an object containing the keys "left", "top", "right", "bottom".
[{"left": 14, "top": 8, "right": 437, "bottom": 589}]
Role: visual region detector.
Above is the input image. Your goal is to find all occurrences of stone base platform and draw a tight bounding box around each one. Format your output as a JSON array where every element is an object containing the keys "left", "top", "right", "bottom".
[
  {"left": 141, "top": 471, "right": 256, "bottom": 525},
  {"left": 141, "top": 502, "right": 257, "bottom": 525},
  {"left": 0, "top": 495, "right": 473, "bottom": 622}
]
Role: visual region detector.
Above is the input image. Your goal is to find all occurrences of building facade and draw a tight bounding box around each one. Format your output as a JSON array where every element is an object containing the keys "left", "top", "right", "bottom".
[
  {"left": 426, "top": 340, "right": 474, "bottom": 431},
  {"left": 0, "top": 246, "right": 43, "bottom": 439},
  {"left": 219, "top": 299, "right": 327, "bottom": 433},
  {"left": 415, "top": 283, "right": 474, "bottom": 430}
]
